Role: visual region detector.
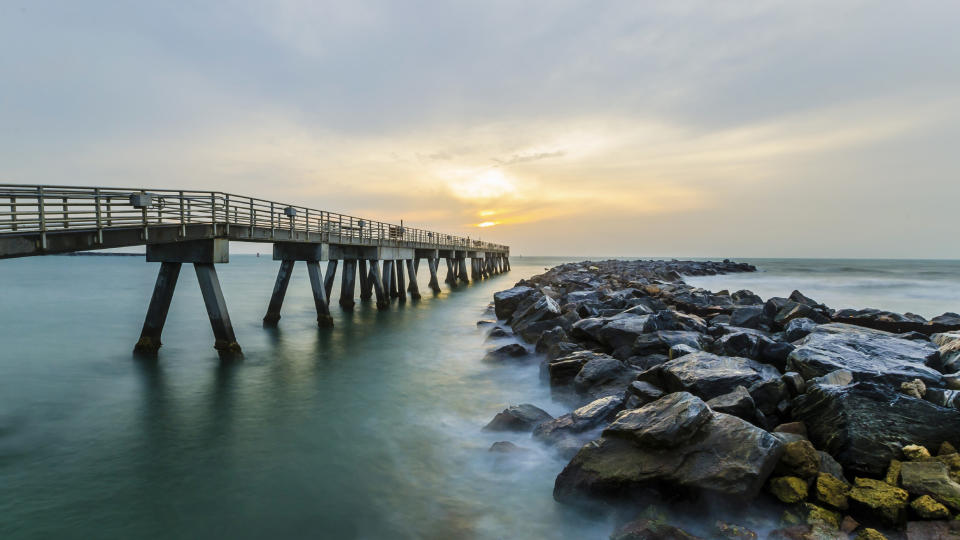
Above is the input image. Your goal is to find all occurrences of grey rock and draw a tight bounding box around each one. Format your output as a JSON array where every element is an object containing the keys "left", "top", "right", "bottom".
[
  {"left": 648, "top": 351, "right": 784, "bottom": 402},
  {"left": 555, "top": 402, "right": 783, "bottom": 501},
  {"left": 784, "top": 317, "right": 818, "bottom": 342},
  {"left": 627, "top": 380, "right": 665, "bottom": 405},
  {"left": 604, "top": 392, "right": 712, "bottom": 448},
  {"left": 483, "top": 343, "right": 530, "bottom": 363},
  {"left": 900, "top": 460, "right": 960, "bottom": 511},
  {"left": 793, "top": 381, "right": 960, "bottom": 476},
  {"left": 730, "top": 306, "right": 766, "bottom": 329},
  {"left": 787, "top": 323, "right": 943, "bottom": 387},
  {"left": 782, "top": 372, "right": 806, "bottom": 396},
  {"left": 483, "top": 404, "right": 553, "bottom": 432},
  {"left": 493, "top": 286, "right": 536, "bottom": 320},
  {"left": 706, "top": 386, "right": 757, "bottom": 422}
]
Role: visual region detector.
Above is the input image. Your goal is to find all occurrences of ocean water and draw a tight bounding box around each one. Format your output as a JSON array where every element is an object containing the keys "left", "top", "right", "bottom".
[
  {"left": 1, "top": 254, "right": 957, "bottom": 539},
  {"left": 685, "top": 258, "right": 960, "bottom": 319},
  {"left": 0, "top": 252, "right": 607, "bottom": 540}
]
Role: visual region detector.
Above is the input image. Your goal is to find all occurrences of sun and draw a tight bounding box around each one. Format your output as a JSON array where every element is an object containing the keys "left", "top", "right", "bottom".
[{"left": 449, "top": 169, "right": 516, "bottom": 200}]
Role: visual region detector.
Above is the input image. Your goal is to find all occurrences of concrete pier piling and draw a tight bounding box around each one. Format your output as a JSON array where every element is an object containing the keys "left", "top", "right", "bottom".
[
  {"left": 135, "top": 238, "right": 240, "bottom": 355},
  {"left": 405, "top": 259, "right": 421, "bottom": 300},
  {"left": 194, "top": 263, "right": 242, "bottom": 354},
  {"left": 382, "top": 260, "right": 395, "bottom": 301},
  {"left": 358, "top": 259, "right": 372, "bottom": 301},
  {"left": 134, "top": 261, "right": 182, "bottom": 353},
  {"left": 263, "top": 259, "right": 295, "bottom": 325},
  {"left": 368, "top": 260, "right": 389, "bottom": 310},
  {"left": 306, "top": 260, "right": 334, "bottom": 327},
  {"left": 395, "top": 259, "right": 406, "bottom": 302},
  {"left": 323, "top": 260, "right": 338, "bottom": 300},
  {"left": 339, "top": 259, "right": 357, "bottom": 310},
  {"left": 427, "top": 257, "right": 441, "bottom": 293},
  {"left": 445, "top": 258, "right": 456, "bottom": 285},
  {"left": 458, "top": 257, "right": 469, "bottom": 284}
]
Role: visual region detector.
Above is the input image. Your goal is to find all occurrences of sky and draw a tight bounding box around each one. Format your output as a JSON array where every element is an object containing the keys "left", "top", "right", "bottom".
[{"left": 1, "top": 1, "right": 958, "bottom": 258}]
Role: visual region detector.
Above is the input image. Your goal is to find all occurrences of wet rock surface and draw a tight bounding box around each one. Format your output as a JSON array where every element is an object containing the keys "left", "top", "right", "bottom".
[{"left": 480, "top": 259, "right": 960, "bottom": 538}]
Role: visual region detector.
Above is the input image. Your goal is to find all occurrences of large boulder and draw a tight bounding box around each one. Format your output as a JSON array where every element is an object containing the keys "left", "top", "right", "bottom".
[
  {"left": 546, "top": 350, "right": 601, "bottom": 385},
  {"left": 641, "top": 351, "right": 785, "bottom": 405},
  {"left": 483, "top": 404, "right": 553, "bottom": 432},
  {"left": 574, "top": 355, "right": 636, "bottom": 400},
  {"left": 793, "top": 381, "right": 960, "bottom": 476},
  {"left": 533, "top": 395, "right": 625, "bottom": 455},
  {"left": 482, "top": 343, "right": 529, "bottom": 363},
  {"left": 510, "top": 294, "right": 561, "bottom": 334},
  {"left": 900, "top": 460, "right": 960, "bottom": 511},
  {"left": 493, "top": 286, "right": 535, "bottom": 320},
  {"left": 787, "top": 324, "right": 943, "bottom": 388},
  {"left": 729, "top": 306, "right": 767, "bottom": 329},
  {"left": 554, "top": 392, "right": 784, "bottom": 503}
]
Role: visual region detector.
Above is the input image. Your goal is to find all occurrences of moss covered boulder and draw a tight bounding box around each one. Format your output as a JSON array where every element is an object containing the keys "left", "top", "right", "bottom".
[
  {"left": 848, "top": 477, "right": 909, "bottom": 527},
  {"left": 855, "top": 529, "right": 888, "bottom": 540},
  {"left": 609, "top": 518, "right": 704, "bottom": 540},
  {"left": 775, "top": 440, "right": 821, "bottom": 479},
  {"left": 814, "top": 473, "right": 850, "bottom": 511},
  {"left": 903, "top": 444, "right": 932, "bottom": 461},
  {"left": 884, "top": 460, "right": 902, "bottom": 486},
  {"left": 769, "top": 476, "right": 808, "bottom": 503},
  {"left": 909, "top": 494, "right": 950, "bottom": 519},
  {"left": 804, "top": 503, "right": 841, "bottom": 529}
]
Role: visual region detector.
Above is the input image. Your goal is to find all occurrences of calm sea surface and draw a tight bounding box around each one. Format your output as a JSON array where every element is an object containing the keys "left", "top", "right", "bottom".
[{"left": 1, "top": 255, "right": 958, "bottom": 539}]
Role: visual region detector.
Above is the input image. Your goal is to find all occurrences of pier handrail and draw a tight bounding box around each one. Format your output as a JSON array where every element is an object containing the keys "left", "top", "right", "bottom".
[{"left": 0, "top": 184, "right": 508, "bottom": 252}]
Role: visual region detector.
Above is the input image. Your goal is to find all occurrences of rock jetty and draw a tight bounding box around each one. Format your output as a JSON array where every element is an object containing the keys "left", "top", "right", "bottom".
[{"left": 481, "top": 259, "right": 960, "bottom": 539}]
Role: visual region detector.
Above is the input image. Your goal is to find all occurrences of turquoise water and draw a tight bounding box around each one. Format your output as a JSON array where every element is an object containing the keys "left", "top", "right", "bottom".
[{"left": 1, "top": 254, "right": 958, "bottom": 539}]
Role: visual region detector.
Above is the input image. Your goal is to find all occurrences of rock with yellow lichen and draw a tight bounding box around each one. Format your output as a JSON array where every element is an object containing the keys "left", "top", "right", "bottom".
[
  {"left": 855, "top": 528, "right": 888, "bottom": 540},
  {"left": 910, "top": 494, "right": 951, "bottom": 519},
  {"left": 769, "top": 476, "right": 809, "bottom": 504},
  {"left": 815, "top": 472, "right": 850, "bottom": 511},
  {"left": 805, "top": 503, "right": 842, "bottom": 530},
  {"left": 940, "top": 441, "right": 958, "bottom": 456},
  {"left": 903, "top": 444, "right": 932, "bottom": 461},
  {"left": 775, "top": 440, "right": 821, "bottom": 480},
  {"left": 885, "top": 460, "right": 902, "bottom": 486},
  {"left": 848, "top": 477, "right": 909, "bottom": 527}
]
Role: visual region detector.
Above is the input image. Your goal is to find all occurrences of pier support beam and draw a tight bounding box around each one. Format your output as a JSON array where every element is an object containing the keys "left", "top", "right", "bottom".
[
  {"left": 134, "top": 261, "right": 182, "bottom": 353},
  {"left": 369, "top": 260, "right": 388, "bottom": 310},
  {"left": 405, "top": 259, "right": 421, "bottom": 300},
  {"left": 194, "top": 263, "right": 242, "bottom": 354},
  {"left": 137, "top": 239, "right": 240, "bottom": 355},
  {"left": 323, "top": 260, "right": 338, "bottom": 300},
  {"left": 358, "top": 259, "right": 372, "bottom": 300},
  {"left": 339, "top": 259, "right": 357, "bottom": 310},
  {"left": 382, "top": 260, "right": 395, "bottom": 301},
  {"left": 427, "top": 257, "right": 441, "bottom": 293},
  {"left": 395, "top": 260, "right": 406, "bottom": 302},
  {"left": 263, "top": 259, "right": 295, "bottom": 325},
  {"left": 306, "top": 261, "right": 334, "bottom": 327},
  {"left": 458, "top": 258, "right": 469, "bottom": 284},
  {"left": 445, "top": 258, "right": 456, "bottom": 285}
]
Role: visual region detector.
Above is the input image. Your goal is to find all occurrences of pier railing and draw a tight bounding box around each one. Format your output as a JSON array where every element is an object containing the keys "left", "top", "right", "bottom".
[{"left": 0, "top": 184, "right": 507, "bottom": 252}]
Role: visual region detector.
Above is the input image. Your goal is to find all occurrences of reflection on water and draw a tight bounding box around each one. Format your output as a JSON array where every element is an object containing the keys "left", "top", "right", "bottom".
[{"left": 0, "top": 254, "right": 608, "bottom": 539}]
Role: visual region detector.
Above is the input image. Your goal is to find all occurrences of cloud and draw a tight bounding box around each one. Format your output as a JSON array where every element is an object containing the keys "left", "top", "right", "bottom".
[{"left": 1, "top": 1, "right": 959, "bottom": 257}]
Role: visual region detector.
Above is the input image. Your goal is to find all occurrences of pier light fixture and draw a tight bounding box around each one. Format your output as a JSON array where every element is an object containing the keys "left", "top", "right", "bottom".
[
  {"left": 129, "top": 192, "right": 153, "bottom": 208},
  {"left": 283, "top": 206, "right": 297, "bottom": 218}
]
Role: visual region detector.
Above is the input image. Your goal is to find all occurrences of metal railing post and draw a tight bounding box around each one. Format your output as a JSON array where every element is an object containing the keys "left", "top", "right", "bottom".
[
  {"left": 210, "top": 193, "right": 217, "bottom": 236},
  {"left": 62, "top": 197, "right": 68, "bottom": 229},
  {"left": 225, "top": 193, "right": 230, "bottom": 235},
  {"left": 37, "top": 186, "right": 46, "bottom": 250},
  {"left": 9, "top": 197, "right": 16, "bottom": 232},
  {"left": 270, "top": 201, "right": 275, "bottom": 239},
  {"left": 94, "top": 188, "right": 102, "bottom": 244},
  {"left": 179, "top": 191, "right": 185, "bottom": 237},
  {"left": 141, "top": 190, "right": 149, "bottom": 241}
]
